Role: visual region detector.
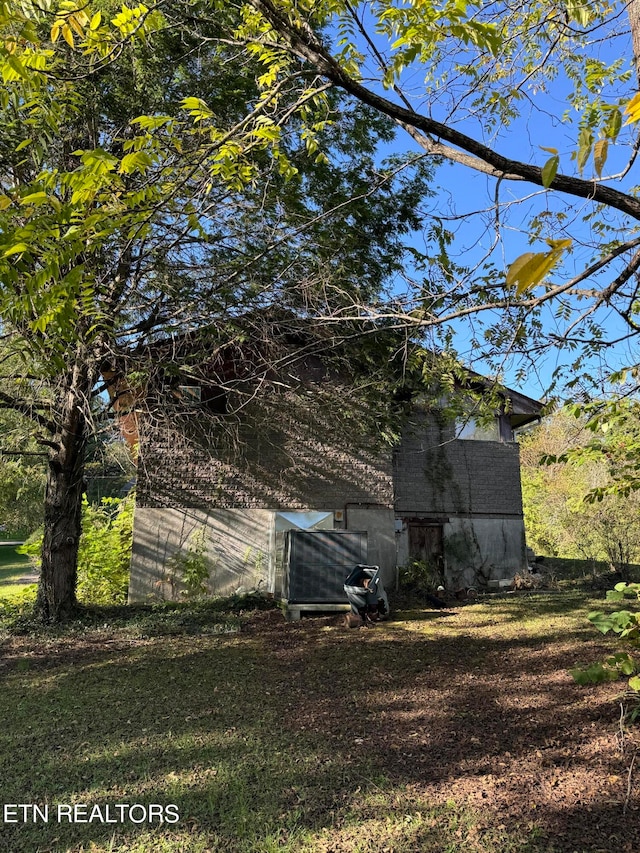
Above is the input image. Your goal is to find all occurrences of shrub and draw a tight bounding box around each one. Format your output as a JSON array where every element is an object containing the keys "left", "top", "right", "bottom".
[
  {"left": 76, "top": 495, "right": 134, "bottom": 604},
  {"left": 19, "top": 493, "right": 134, "bottom": 605},
  {"left": 571, "top": 582, "right": 640, "bottom": 718},
  {"left": 400, "top": 559, "right": 445, "bottom": 595},
  {"left": 167, "top": 526, "right": 210, "bottom": 599}
]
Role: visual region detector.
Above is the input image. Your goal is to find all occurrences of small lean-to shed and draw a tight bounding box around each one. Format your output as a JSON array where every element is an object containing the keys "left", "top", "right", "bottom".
[{"left": 120, "top": 325, "right": 541, "bottom": 613}]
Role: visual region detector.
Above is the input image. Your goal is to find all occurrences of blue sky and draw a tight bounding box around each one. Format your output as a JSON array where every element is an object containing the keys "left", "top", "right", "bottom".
[{"left": 338, "top": 2, "right": 639, "bottom": 402}]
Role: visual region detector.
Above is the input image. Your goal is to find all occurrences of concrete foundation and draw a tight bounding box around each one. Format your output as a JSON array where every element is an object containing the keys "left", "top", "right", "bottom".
[
  {"left": 129, "top": 505, "right": 397, "bottom": 604},
  {"left": 129, "top": 507, "right": 273, "bottom": 602},
  {"left": 443, "top": 517, "right": 527, "bottom": 589}
]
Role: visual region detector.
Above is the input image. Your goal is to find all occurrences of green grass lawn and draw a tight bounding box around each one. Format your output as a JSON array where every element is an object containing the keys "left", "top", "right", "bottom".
[
  {"left": 0, "top": 585, "right": 637, "bottom": 853},
  {"left": 0, "top": 546, "right": 36, "bottom": 603},
  {"left": 0, "top": 544, "right": 30, "bottom": 574}
]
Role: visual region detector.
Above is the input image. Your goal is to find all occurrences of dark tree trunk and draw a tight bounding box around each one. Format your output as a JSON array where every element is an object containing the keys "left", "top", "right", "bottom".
[{"left": 35, "top": 353, "right": 97, "bottom": 621}]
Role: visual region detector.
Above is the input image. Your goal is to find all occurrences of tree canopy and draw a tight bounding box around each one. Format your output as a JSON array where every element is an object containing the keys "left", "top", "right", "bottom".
[
  {"left": 0, "top": 0, "right": 434, "bottom": 618},
  {"left": 217, "top": 0, "right": 640, "bottom": 395},
  {"left": 520, "top": 403, "right": 640, "bottom": 574},
  {"left": 5, "top": 0, "right": 640, "bottom": 617}
]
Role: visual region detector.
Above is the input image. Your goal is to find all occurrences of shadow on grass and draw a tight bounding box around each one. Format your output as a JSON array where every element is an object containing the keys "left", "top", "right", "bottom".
[
  {"left": 0, "top": 548, "right": 32, "bottom": 589},
  {"left": 0, "top": 591, "right": 636, "bottom": 852},
  {"left": 390, "top": 608, "right": 458, "bottom": 622},
  {"left": 542, "top": 556, "right": 640, "bottom": 583},
  {"left": 459, "top": 590, "right": 607, "bottom": 622}
]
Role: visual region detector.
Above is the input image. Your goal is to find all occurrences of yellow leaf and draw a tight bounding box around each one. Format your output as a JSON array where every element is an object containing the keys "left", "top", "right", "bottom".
[
  {"left": 61, "top": 24, "right": 75, "bottom": 48},
  {"left": 623, "top": 92, "right": 640, "bottom": 125},
  {"left": 0, "top": 194, "right": 11, "bottom": 210},
  {"left": 68, "top": 15, "right": 86, "bottom": 39},
  {"left": 3, "top": 243, "right": 29, "bottom": 257},
  {"left": 118, "top": 151, "right": 152, "bottom": 174},
  {"left": 507, "top": 239, "right": 571, "bottom": 295},
  {"left": 525, "top": 252, "right": 563, "bottom": 291},
  {"left": 90, "top": 11, "right": 102, "bottom": 30},
  {"left": 20, "top": 192, "right": 48, "bottom": 206},
  {"left": 75, "top": 8, "right": 91, "bottom": 27},
  {"left": 506, "top": 252, "right": 538, "bottom": 288},
  {"left": 510, "top": 253, "right": 556, "bottom": 295},
  {"left": 51, "top": 22, "right": 61, "bottom": 43},
  {"left": 545, "top": 238, "right": 572, "bottom": 252},
  {"left": 593, "top": 138, "right": 608, "bottom": 177}
]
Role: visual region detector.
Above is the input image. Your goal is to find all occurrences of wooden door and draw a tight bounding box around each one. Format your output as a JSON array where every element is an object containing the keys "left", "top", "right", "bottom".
[{"left": 407, "top": 521, "right": 444, "bottom": 567}]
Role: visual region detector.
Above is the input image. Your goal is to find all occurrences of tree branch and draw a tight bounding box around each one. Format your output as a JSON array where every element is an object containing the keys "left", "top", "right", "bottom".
[
  {"left": 0, "top": 391, "right": 57, "bottom": 434},
  {"left": 249, "top": 0, "right": 640, "bottom": 220}
]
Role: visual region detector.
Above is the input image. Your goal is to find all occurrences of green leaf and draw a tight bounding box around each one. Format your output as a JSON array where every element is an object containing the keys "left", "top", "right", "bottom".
[
  {"left": 181, "top": 97, "right": 214, "bottom": 121},
  {"left": 570, "top": 662, "right": 617, "bottom": 685},
  {"left": 566, "top": 0, "right": 592, "bottom": 26},
  {"left": 576, "top": 127, "right": 593, "bottom": 175},
  {"left": 619, "top": 658, "right": 636, "bottom": 676},
  {"left": 4, "top": 54, "right": 28, "bottom": 81},
  {"left": 20, "top": 192, "right": 48, "bottom": 206},
  {"left": 119, "top": 151, "right": 153, "bottom": 175},
  {"left": 2, "top": 243, "right": 30, "bottom": 257},
  {"left": 570, "top": 667, "right": 592, "bottom": 685},
  {"left": 131, "top": 114, "right": 173, "bottom": 130},
  {"left": 541, "top": 154, "right": 559, "bottom": 188},
  {"left": 605, "top": 108, "right": 622, "bottom": 140},
  {"left": 606, "top": 589, "right": 625, "bottom": 601},
  {"left": 629, "top": 675, "right": 640, "bottom": 691},
  {"left": 587, "top": 611, "right": 614, "bottom": 634}
]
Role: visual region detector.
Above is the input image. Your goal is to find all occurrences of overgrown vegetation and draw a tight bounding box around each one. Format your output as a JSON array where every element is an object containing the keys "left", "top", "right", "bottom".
[
  {"left": 520, "top": 407, "right": 640, "bottom": 579},
  {"left": 571, "top": 581, "right": 640, "bottom": 720},
  {"left": 19, "top": 494, "right": 134, "bottom": 605},
  {"left": 167, "top": 526, "right": 211, "bottom": 600},
  {"left": 399, "top": 559, "right": 445, "bottom": 596}
]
